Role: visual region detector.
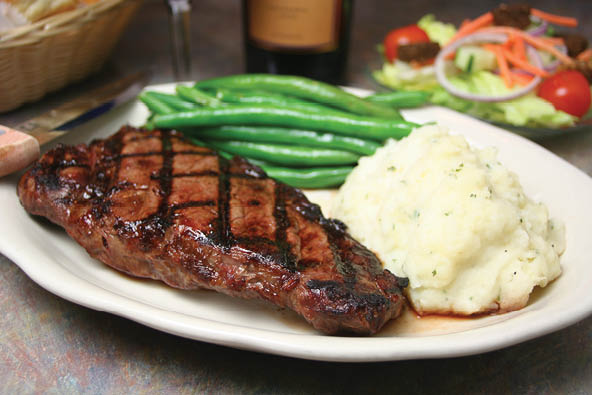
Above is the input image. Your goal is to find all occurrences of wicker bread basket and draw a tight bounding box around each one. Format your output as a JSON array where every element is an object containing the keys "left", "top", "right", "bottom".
[{"left": 0, "top": 0, "right": 142, "bottom": 113}]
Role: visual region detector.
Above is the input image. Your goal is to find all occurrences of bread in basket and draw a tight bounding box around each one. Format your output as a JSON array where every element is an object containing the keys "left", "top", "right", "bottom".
[{"left": 0, "top": 0, "right": 142, "bottom": 113}]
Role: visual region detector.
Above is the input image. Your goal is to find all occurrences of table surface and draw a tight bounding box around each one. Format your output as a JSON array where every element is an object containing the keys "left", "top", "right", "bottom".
[{"left": 2, "top": 0, "right": 592, "bottom": 393}]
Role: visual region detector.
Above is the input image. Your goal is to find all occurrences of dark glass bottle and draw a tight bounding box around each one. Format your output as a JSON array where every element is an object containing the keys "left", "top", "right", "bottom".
[{"left": 242, "top": 0, "right": 353, "bottom": 85}]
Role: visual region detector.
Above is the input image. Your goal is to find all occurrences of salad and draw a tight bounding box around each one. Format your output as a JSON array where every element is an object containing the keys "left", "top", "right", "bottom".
[{"left": 373, "top": 4, "right": 592, "bottom": 130}]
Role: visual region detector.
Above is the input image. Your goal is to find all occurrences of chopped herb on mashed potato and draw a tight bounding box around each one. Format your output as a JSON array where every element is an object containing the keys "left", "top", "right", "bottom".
[{"left": 332, "top": 125, "right": 565, "bottom": 315}]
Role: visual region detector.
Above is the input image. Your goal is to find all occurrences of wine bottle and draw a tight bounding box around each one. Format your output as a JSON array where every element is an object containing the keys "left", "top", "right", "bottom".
[{"left": 242, "top": 0, "right": 353, "bottom": 84}]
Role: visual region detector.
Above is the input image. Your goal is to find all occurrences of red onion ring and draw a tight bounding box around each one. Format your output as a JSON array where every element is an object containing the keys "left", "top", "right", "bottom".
[
  {"left": 435, "top": 32, "right": 543, "bottom": 103},
  {"left": 524, "top": 15, "right": 566, "bottom": 72}
]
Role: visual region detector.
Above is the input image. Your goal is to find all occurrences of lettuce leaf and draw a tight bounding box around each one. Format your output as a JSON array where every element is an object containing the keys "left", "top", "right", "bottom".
[
  {"left": 373, "top": 60, "right": 441, "bottom": 92},
  {"left": 418, "top": 14, "right": 457, "bottom": 46}
]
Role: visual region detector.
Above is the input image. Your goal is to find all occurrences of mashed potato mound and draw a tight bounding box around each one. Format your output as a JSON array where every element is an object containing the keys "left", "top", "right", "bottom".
[{"left": 332, "top": 125, "right": 565, "bottom": 315}]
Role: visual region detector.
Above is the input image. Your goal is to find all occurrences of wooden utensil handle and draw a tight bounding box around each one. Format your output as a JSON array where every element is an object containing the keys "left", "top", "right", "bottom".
[{"left": 0, "top": 126, "right": 40, "bottom": 177}]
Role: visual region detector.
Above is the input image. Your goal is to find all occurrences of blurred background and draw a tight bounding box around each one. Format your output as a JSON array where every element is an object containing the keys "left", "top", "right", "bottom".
[
  {"left": 3, "top": 0, "right": 591, "bottom": 125},
  {"left": 117, "top": 0, "right": 592, "bottom": 85}
]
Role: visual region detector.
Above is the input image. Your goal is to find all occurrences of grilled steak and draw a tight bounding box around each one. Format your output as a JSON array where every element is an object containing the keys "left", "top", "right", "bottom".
[{"left": 17, "top": 126, "right": 407, "bottom": 335}]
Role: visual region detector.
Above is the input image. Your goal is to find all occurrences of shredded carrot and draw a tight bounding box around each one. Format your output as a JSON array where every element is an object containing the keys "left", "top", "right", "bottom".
[
  {"left": 448, "top": 12, "right": 494, "bottom": 44},
  {"left": 510, "top": 71, "right": 535, "bottom": 86},
  {"left": 502, "top": 37, "right": 513, "bottom": 50},
  {"left": 459, "top": 19, "right": 471, "bottom": 30},
  {"left": 484, "top": 44, "right": 513, "bottom": 88},
  {"left": 500, "top": 47, "right": 550, "bottom": 77},
  {"left": 485, "top": 27, "right": 575, "bottom": 66},
  {"left": 538, "top": 36, "right": 566, "bottom": 46},
  {"left": 511, "top": 34, "right": 527, "bottom": 61},
  {"left": 516, "top": 34, "right": 573, "bottom": 66},
  {"left": 531, "top": 8, "right": 578, "bottom": 27},
  {"left": 577, "top": 49, "right": 592, "bottom": 62}
]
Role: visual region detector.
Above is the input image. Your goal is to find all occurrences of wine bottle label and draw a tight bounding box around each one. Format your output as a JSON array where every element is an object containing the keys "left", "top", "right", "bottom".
[{"left": 246, "top": 0, "right": 342, "bottom": 53}]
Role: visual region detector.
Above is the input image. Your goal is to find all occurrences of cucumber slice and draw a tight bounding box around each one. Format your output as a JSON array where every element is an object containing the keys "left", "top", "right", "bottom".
[{"left": 455, "top": 45, "right": 497, "bottom": 72}]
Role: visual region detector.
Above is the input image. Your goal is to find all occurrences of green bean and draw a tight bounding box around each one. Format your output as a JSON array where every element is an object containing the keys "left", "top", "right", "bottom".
[
  {"left": 184, "top": 126, "right": 380, "bottom": 156},
  {"left": 186, "top": 137, "right": 208, "bottom": 148},
  {"left": 139, "top": 91, "right": 176, "bottom": 115},
  {"left": 143, "top": 91, "right": 198, "bottom": 111},
  {"left": 365, "top": 91, "right": 431, "bottom": 108},
  {"left": 188, "top": 138, "right": 352, "bottom": 188},
  {"left": 257, "top": 163, "right": 353, "bottom": 189},
  {"left": 152, "top": 105, "right": 417, "bottom": 141},
  {"left": 208, "top": 88, "right": 374, "bottom": 117},
  {"left": 202, "top": 140, "right": 360, "bottom": 166},
  {"left": 176, "top": 85, "right": 222, "bottom": 107},
  {"left": 194, "top": 74, "right": 400, "bottom": 118},
  {"left": 210, "top": 88, "right": 310, "bottom": 106}
]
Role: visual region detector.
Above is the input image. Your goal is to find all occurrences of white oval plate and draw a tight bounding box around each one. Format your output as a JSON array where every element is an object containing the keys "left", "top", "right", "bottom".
[{"left": 1, "top": 84, "right": 592, "bottom": 362}]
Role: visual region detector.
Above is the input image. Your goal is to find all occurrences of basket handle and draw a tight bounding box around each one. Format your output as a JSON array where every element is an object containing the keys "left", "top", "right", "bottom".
[{"left": 0, "top": 126, "right": 40, "bottom": 177}]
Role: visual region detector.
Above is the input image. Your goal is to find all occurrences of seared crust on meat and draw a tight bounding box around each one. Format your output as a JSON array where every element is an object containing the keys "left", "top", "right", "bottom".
[{"left": 17, "top": 126, "right": 407, "bottom": 335}]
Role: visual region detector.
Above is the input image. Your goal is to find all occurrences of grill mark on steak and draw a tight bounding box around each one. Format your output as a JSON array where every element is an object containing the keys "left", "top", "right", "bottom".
[
  {"left": 273, "top": 183, "right": 297, "bottom": 271},
  {"left": 140, "top": 130, "right": 175, "bottom": 247},
  {"left": 169, "top": 170, "right": 220, "bottom": 178},
  {"left": 234, "top": 235, "right": 278, "bottom": 247},
  {"left": 215, "top": 156, "right": 233, "bottom": 250},
  {"left": 294, "top": 195, "right": 362, "bottom": 284},
  {"left": 119, "top": 150, "right": 217, "bottom": 159},
  {"left": 109, "top": 128, "right": 125, "bottom": 183},
  {"left": 156, "top": 130, "right": 174, "bottom": 222},
  {"left": 170, "top": 200, "right": 216, "bottom": 211},
  {"left": 17, "top": 126, "right": 407, "bottom": 335}
]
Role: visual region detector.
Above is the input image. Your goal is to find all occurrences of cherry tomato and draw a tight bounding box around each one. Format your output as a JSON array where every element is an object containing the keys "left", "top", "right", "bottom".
[
  {"left": 537, "top": 70, "right": 591, "bottom": 118},
  {"left": 383, "top": 24, "right": 430, "bottom": 63}
]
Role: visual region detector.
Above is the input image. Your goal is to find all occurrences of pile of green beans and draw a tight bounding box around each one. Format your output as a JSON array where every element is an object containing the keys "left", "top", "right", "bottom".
[
  {"left": 139, "top": 74, "right": 423, "bottom": 188},
  {"left": 195, "top": 74, "right": 402, "bottom": 118}
]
